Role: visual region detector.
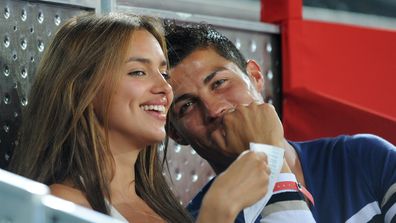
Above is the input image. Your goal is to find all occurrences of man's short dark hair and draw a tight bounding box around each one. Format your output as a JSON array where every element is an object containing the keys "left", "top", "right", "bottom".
[{"left": 164, "top": 21, "right": 247, "bottom": 71}]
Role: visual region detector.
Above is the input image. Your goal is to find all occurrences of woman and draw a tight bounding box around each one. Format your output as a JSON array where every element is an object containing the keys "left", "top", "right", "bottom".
[{"left": 9, "top": 13, "right": 269, "bottom": 223}]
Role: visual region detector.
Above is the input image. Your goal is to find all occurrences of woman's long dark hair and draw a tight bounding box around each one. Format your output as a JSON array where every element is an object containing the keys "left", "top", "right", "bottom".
[{"left": 9, "top": 13, "right": 192, "bottom": 223}]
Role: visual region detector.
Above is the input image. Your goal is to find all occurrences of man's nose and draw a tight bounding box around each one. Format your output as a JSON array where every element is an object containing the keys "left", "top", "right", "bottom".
[{"left": 202, "top": 96, "right": 230, "bottom": 124}]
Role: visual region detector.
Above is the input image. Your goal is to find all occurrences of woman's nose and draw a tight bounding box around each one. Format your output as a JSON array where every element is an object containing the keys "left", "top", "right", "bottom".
[{"left": 152, "top": 72, "right": 173, "bottom": 98}]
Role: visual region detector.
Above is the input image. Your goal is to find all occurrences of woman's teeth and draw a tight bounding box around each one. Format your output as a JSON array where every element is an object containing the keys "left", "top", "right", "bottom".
[{"left": 140, "top": 105, "right": 166, "bottom": 113}]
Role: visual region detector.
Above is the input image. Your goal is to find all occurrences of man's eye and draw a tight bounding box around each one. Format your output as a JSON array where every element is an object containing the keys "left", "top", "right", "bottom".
[
  {"left": 161, "top": 71, "right": 170, "bottom": 80},
  {"left": 128, "top": 71, "right": 145, "bottom": 76},
  {"left": 212, "top": 79, "right": 226, "bottom": 89},
  {"left": 179, "top": 101, "right": 193, "bottom": 116}
]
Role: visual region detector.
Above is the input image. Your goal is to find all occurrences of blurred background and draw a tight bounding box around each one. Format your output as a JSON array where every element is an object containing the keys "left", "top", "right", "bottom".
[{"left": 0, "top": 0, "right": 395, "bottom": 221}]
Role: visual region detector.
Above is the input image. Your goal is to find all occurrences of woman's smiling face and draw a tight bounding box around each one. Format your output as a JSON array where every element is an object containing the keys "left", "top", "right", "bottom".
[{"left": 95, "top": 29, "right": 173, "bottom": 149}]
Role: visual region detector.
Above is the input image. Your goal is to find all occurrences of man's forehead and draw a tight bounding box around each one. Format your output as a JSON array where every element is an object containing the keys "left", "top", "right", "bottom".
[
  {"left": 168, "top": 47, "right": 243, "bottom": 94},
  {"left": 169, "top": 48, "right": 224, "bottom": 72},
  {"left": 169, "top": 78, "right": 197, "bottom": 106},
  {"left": 169, "top": 74, "right": 192, "bottom": 92},
  {"left": 169, "top": 63, "right": 207, "bottom": 91}
]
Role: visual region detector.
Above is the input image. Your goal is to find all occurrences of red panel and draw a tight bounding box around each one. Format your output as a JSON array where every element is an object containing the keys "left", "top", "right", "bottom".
[
  {"left": 261, "top": 0, "right": 302, "bottom": 23},
  {"left": 283, "top": 88, "right": 396, "bottom": 145},
  {"left": 260, "top": 1, "right": 396, "bottom": 144},
  {"left": 280, "top": 20, "right": 304, "bottom": 92},
  {"left": 289, "top": 20, "right": 396, "bottom": 118}
]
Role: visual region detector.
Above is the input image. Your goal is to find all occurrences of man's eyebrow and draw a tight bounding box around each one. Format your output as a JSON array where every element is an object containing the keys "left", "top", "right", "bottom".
[
  {"left": 173, "top": 93, "right": 194, "bottom": 107},
  {"left": 203, "top": 67, "right": 226, "bottom": 85},
  {"left": 172, "top": 67, "right": 227, "bottom": 107},
  {"left": 125, "top": 57, "right": 167, "bottom": 66}
]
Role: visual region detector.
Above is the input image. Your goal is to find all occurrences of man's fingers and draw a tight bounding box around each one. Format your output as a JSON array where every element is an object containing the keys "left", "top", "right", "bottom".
[{"left": 211, "top": 130, "right": 229, "bottom": 153}]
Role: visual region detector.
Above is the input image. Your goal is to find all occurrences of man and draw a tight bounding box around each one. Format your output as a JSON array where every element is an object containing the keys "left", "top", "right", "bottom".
[{"left": 165, "top": 23, "right": 396, "bottom": 223}]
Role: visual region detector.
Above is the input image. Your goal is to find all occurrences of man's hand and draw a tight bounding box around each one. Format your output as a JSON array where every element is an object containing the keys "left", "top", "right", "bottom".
[{"left": 221, "top": 103, "right": 285, "bottom": 154}]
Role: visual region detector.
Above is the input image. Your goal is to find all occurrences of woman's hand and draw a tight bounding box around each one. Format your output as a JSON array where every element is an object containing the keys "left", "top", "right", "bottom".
[{"left": 196, "top": 150, "right": 270, "bottom": 223}]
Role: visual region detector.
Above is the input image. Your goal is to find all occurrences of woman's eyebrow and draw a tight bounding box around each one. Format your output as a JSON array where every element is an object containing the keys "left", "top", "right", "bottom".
[
  {"left": 125, "top": 56, "right": 150, "bottom": 64},
  {"left": 125, "top": 57, "right": 167, "bottom": 67}
]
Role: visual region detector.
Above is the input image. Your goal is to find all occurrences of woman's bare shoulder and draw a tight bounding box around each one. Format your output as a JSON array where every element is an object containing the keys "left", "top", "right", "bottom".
[{"left": 49, "top": 183, "right": 92, "bottom": 208}]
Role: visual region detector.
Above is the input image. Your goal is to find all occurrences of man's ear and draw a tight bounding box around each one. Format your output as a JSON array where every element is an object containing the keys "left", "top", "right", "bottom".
[
  {"left": 167, "top": 122, "right": 189, "bottom": 145},
  {"left": 246, "top": 60, "right": 264, "bottom": 92}
]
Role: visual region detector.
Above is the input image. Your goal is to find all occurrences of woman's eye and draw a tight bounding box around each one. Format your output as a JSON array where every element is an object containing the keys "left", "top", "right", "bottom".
[
  {"left": 128, "top": 71, "right": 145, "bottom": 76},
  {"left": 212, "top": 79, "right": 226, "bottom": 89}
]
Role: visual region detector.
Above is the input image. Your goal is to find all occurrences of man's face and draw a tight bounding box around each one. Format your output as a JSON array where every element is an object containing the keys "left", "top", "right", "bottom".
[{"left": 168, "top": 47, "right": 264, "bottom": 171}]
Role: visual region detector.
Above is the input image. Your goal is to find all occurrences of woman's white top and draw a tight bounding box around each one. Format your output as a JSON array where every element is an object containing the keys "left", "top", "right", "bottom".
[{"left": 107, "top": 201, "right": 128, "bottom": 222}]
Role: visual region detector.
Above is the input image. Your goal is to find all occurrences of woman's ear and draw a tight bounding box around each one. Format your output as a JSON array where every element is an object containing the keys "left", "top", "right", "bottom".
[
  {"left": 246, "top": 60, "right": 264, "bottom": 92},
  {"left": 167, "top": 122, "right": 189, "bottom": 145}
]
